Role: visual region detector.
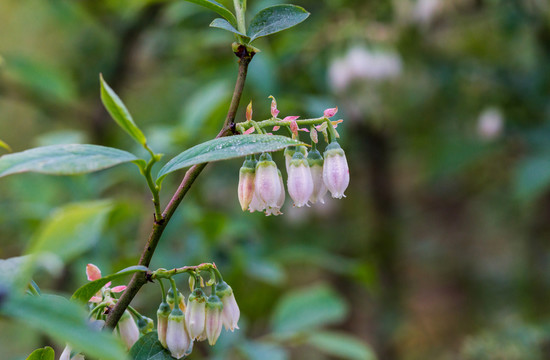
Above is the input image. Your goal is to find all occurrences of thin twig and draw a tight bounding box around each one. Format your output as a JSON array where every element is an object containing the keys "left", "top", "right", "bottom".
[{"left": 105, "top": 46, "right": 254, "bottom": 328}]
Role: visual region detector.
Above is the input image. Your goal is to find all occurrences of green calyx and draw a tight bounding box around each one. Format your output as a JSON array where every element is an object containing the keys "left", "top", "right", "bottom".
[
  {"left": 206, "top": 295, "right": 223, "bottom": 310},
  {"left": 307, "top": 149, "right": 324, "bottom": 167},
  {"left": 290, "top": 151, "right": 308, "bottom": 167},
  {"left": 169, "top": 308, "right": 184, "bottom": 318},
  {"left": 189, "top": 288, "right": 206, "bottom": 303},
  {"left": 241, "top": 157, "right": 256, "bottom": 170},
  {"left": 158, "top": 302, "right": 171, "bottom": 316},
  {"left": 215, "top": 281, "right": 233, "bottom": 298},
  {"left": 324, "top": 141, "right": 344, "bottom": 157},
  {"left": 258, "top": 152, "right": 273, "bottom": 162}
]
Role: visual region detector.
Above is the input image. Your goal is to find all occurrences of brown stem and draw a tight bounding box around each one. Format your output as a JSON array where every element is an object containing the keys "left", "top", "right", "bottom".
[{"left": 105, "top": 45, "right": 254, "bottom": 328}]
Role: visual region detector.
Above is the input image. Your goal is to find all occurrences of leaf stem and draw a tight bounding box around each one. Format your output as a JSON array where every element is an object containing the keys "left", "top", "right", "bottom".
[
  {"left": 104, "top": 45, "right": 255, "bottom": 329},
  {"left": 233, "top": 0, "right": 247, "bottom": 35}
]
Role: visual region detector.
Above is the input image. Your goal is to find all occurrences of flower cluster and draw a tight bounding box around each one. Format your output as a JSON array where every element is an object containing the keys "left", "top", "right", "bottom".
[
  {"left": 158, "top": 279, "right": 240, "bottom": 359},
  {"left": 237, "top": 98, "right": 349, "bottom": 215}
]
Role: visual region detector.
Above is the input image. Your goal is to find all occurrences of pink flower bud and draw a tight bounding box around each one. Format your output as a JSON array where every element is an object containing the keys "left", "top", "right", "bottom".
[
  {"left": 116, "top": 311, "right": 140, "bottom": 350},
  {"left": 307, "top": 150, "right": 327, "bottom": 204},
  {"left": 166, "top": 309, "right": 191, "bottom": 359},
  {"left": 157, "top": 302, "right": 171, "bottom": 348},
  {"left": 269, "top": 95, "right": 279, "bottom": 118},
  {"left": 185, "top": 288, "right": 206, "bottom": 340},
  {"left": 238, "top": 158, "right": 256, "bottom": 211},
  {"left": 323, "top": 142, "right": 349, "bottom": 199},
  {"left": 215, "top": 282, "right": 240, "bottom": 331},
  {"left": 255, "top": 153, "right": 281, "bottom": 209},
  {"left": 205, "top": 295, "right": 223, "bottom": 346},
  {"left": 287, "top": 152, "right": 314, "bottom": 207},
  {"left": 324, "top": 107, "right": 338, "bottom": 118}
]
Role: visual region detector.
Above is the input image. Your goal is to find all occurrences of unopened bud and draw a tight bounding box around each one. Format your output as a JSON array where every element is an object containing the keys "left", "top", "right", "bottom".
[
  {"left": 166, "top": 309, "right": 191, "bottom": 359},
  {"left": 307, "top": 149, "right": 327, "bottom": 204},
  {"left": 238, "top": 158, "right": 256, "bottom": 211},
  {"left": 167, "top": 288, "right": 175, "bottom": 310},
  {"left": 157, "top": 302, "right": 171, "bottom": 348},
  {"left": 255, "top": 153, "right": 281, "bottom": 209},
  {"left": 288, "top": 152, "right": 314, "bottom": 207},
  {"left": 185, "top": 288, "right": 206, "bottom": 340},
  {"left": 323, "top": 142, "right": 349, "bottom": 199},
  {"left": 215, "top": 282, "right": 240, "bottom": 331},
  {"left": 138, "top": 316, "right": 154, "bottom": 335},
  {"left": 117, "top": 310, "right": 140, "bottom": 350},
  {"left": 205, "top": 295, "right": 223, "bottom": 346}
]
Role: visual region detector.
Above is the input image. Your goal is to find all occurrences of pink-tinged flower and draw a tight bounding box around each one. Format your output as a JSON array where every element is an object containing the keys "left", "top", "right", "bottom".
[
  {"left": 246, "top": 101, "right": 253, "bottom": 121},
  {"left": 238, "top": 158, "right": 256, "bottom": 211},
  {"left": 185, "top": 288, "right": 207, "bottom": 340},
  {"left": 269, "top": 95, "right": 280, "bottom": 118},
  {"left": 287, "top": 152, "right": 314, "bottom": 207},
  {"left": 323, "top": 142, "right": 349, "bottom": 199},
  {"left": 205, "top": 295, "right": 223, "bottom": 345},
  {"left": 166, "top": 309, "right": 191, "bottom": 358},
  {"left": 215, "top": 282, "right": 240, "bottom": 331},
  {"left": 243, "top": 127, "right": 255, "bottom": 134},
  {"left": 272, "top": 126, "right": 280, "bottom": 131},
  {"left": 265, "top": 170, "right": 285, "bottom": 216},
  {"left": 255, "top": 153, "right": 281, "bottom": 209},
  {"left": 324, "top": 107, "right": 338, "bottom": 118},
  {"left": 289, "top": 120, "right": 298, "bottom": 136},
  {"left": 248, "top": 191, "right": 266, "bottom": 213},
  {"left": 157, "top": 302, "right": 171, "bottom": 348},
  {"left": 86, "top": 264, "right": 126, "bottom": 303},
  {"left": 117, "top": 311, "right": 140, "bottom": 350},
  {"left": 307, "top": 150, "right": 327, "bottom": 204}
]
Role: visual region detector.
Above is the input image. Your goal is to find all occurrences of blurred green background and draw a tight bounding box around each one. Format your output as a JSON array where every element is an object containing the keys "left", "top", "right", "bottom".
[{"left": 2, "top": 0, "right": 550, "bottom": 359}]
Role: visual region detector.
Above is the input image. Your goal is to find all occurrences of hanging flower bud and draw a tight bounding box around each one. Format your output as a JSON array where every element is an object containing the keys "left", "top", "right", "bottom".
[
  {"left": 178, "top": 292, "right": 186, "bottom": 313},
  {"left": 116, "top": 311, "right": 140, "bottom": 350},
  {"left": 287, "top": 152, "right": 314, "bottom": 207},
  {"left": 166, "top": 309, "right": 191, "bottom": 359},
  {"left": 246, "top": 101, "right": 253, "bottom": 121},
  {"left": 185, "top": 288, "right": 206, "bottom": 340},
  {"left": 307, "top": 149, "right": 327, "bottom": 204},
  {"left": 138, "top": 316, "right": 155, "bottom": 335},
  {"left": 215, "top": 281, "right": 240, "bottom": 331},
  {"left": 59, "top": 345, "right": 84, "bottom": 360},
  {"left": 205, "top": 295, "right": 223, "bottom": 346},
  {"left": 323, "top": 142, "right": 350, "bottom": 199},
  {"left": 238, "top": 157, "right": 256, "bottom": 211},
  {"left": 157, "top": 302, "right": 171, "bottom": 348},
  {"left": 265, "top": 170, "right": 285, "bottom": 216},
  {"left": 255, "top": 153, "right": 281, "bottom": 209}
]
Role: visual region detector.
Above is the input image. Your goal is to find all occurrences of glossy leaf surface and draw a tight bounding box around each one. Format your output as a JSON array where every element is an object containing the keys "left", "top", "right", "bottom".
[
  {"left": 0, "top": 144, "right": 138, "bottom": 178},
  {"left": 248, "top": 5, "right": 309, "bottom": 42}
]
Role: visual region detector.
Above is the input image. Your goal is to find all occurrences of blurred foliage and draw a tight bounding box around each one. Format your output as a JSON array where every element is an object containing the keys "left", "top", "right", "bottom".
[{"left": 2, "top": 0, "right": 550, "bottom": 359}]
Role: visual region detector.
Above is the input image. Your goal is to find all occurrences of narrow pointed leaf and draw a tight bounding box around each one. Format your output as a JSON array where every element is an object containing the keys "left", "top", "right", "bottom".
[
  {"left": 1, "top": 294, "right": 126, "bottom": 360},
  {"left": 184, "top": 0, "right": 238, "bottom": 27},
  {"left": 248, "top": 5, "right": 310, "bottom": 42},
  {"left": 210, "top": 18, "right": 249, "bottom": 38},
  {"left": 129, "top": 331, "right": 173, "bottom": 360},
  {"left": 156, "top": 135, "right": 303, "bottom": 184},
  {"left": 25, "top": 347, "right": 55, "bottom": 360},
  {"left": 0, "top": 144, "right": 138, "bottom": 178},
  {"left": 0, "top": 139, "right": 11, "bottom": 152},
  {"left": 71, "top": 265, "right": 148, "bottom": 303},
  {"left": 100, "top": 74, "right": 147, "bottom": 147}
]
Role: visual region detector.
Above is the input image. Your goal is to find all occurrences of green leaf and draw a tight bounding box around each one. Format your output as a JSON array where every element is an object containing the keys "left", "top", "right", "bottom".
[
  {"left": 1, "top": 294, "right": 126, "bottom": 360},
  {"left": 307, "top": 331, "right": 377, "bottom": 360},
  {"left": 247, "top": 5, "right": 310, "bottom": 42},
  {"left": 210, "top": 18, "right": 248, "bottom": 38},
  {"left": 27, "top": 200, "right": 113, "bottom": 261},
  {"left": 0, "top": 144, "right": 139, "bottom": 178},
  {"left": 71, "top": 265, "right": 148, "bottom": 303},
  {"left": 129, "top": 331, "right": 173, "bottom": 360},
  {"left": 100, "top": 74, "right": 147, "bottom": 147},
  {"left": 0, "top": 139, "right": 11, "bottom": 152},
  {"left": 0, "top": 256, "right": 30, "bottom": 290},
  {"left": 183, "top": 0, "right": 238, "bottom": 27},
  {"left": 271, "top": 284, "right": 348, "bottom": 336},
  {"left": 156, "top": 135, "right": 303, "bottom": 184},
  {"left": 25, "top": 346, "right": 55, "bottom": 360}
]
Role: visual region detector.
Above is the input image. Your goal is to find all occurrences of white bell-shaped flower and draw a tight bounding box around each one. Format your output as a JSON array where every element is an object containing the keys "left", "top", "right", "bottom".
[
  {"left": 238, "top": 157, "right": 256, "bottom": 211},
  {"left": 166, "top": 309, "right": 191, "bottom": 359},
  {"left": 255, "top": 153, "right": 281, "bottom": 209},
  {"left": 185, "top": 288, "right": 206, "bottom": 340},
  {"left": 157, "top": 302, "right": 171, "bottom": 348},
  {"left": 205, "top": 295, "right": 223, "bottom": 346},
  {"left": 307, "top": 149, "right": 327, "bottom": 204},
  {"left": 323, "top": 142, "right": 349, "bottom": 198},
  {"left": 287, "top": 152, "right": 314, "bottom": 207},
  {"left": 215, "top": 281, "right": 240, "bottom": 331},
  {"left": 116, "top": 310, "right": 140, "bottom": 350}
]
